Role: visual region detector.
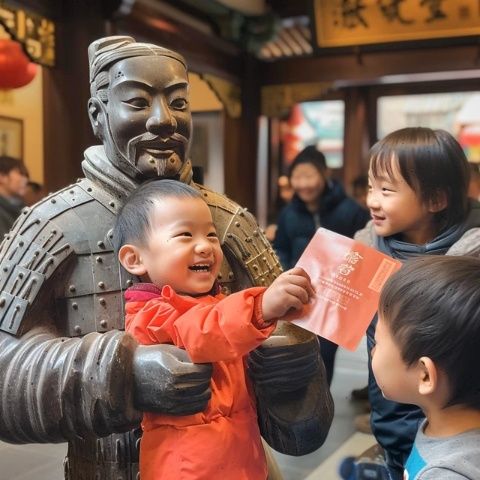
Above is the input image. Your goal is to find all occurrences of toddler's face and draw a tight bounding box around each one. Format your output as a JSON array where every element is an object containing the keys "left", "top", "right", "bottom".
[
  {"left": 367, "top": 159, "right": 436, "bottom": 245},
  {"left": 140, "top": 196, "right": 223, "bottom": 295}
]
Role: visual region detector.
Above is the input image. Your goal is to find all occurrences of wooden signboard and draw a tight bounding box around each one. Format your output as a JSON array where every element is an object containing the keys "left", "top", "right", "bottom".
[
  {"left": 0, "top": 4, "right": 55, "bottom": 66},
  {"left": 314, "top": 0, "right": 480, "bottom": 48}
]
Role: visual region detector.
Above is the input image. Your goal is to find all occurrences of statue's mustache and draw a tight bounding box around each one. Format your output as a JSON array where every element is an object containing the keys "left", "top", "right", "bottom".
[
  {"left": 129, "top": 132, "right": 187, "bottom": 149},
  {"left": 127, "top": 132, "right": 189, "bottom": 166}
]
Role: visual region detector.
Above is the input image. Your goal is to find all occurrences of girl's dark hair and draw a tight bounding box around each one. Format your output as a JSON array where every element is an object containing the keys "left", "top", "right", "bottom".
[
  {"left": 112, "top": 179, "right": 203, "bottom": 253},
  {"left": 379, "top": 255, "right": 480, "bottom": 410},
  {"left": 369, "top": 127, "right": 470, "bottom": 230},
  {"left": 288, "top": 145, "right": 327, "bottom": 178}
]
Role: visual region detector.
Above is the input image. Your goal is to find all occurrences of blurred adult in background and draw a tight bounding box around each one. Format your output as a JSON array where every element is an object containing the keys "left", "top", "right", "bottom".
[
  {"left": 23, "top": 180, "right": 47, "bottom": 206},
  {"left": 274, "top": 145, "right": 370, "bottom": 385},
  {"left": 0, "top": 155, "right": 28, "bottom": 238}
]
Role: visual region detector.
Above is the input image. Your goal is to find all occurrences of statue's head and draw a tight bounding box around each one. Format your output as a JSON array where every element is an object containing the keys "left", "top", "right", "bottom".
[{"left": 88, "top": 36, "right": 192, "bottom": 182}]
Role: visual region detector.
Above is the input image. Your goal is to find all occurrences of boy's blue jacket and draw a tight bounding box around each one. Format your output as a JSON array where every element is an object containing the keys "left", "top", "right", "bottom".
[
  {"left": 274, "top": 179, "right": 370, "bottom": 269},
  {"left": 355, "top": 201, "right": 480, "bottom": 473}
]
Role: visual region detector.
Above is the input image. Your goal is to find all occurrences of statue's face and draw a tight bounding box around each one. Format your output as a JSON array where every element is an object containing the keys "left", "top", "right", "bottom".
[{"left": 104, "top": 55, "right": 192, "bottom": 178}]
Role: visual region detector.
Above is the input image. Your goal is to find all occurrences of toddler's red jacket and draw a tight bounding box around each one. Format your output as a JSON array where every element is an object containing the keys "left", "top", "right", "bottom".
[{"left": 125, "top": 283, "right": 275, "bottom": 480}]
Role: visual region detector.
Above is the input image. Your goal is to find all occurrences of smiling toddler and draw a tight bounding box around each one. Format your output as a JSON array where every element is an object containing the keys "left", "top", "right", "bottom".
[{"left": 113, "top": 179, "right": 314, "bottom": 480}]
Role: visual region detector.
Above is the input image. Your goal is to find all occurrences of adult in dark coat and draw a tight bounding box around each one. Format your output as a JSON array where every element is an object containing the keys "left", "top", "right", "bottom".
[{"left": 274, "top": 146, "right": 370, "bottom": 384}]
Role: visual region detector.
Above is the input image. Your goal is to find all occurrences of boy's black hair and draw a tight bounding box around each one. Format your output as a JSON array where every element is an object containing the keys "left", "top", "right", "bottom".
[
  {"left": 0, "top": 156, "right": 28, "bottom": 177},
  {"left": 112, "top": 179, "right": 204, "bottom": 253},
  {"left": 369, "top": 127, "right": 470, "bottom": 231},
  {"left": 379, "top": 255, "right": 480, "bottom": 410},
  {"left": 288, "top": 145, "right": 327, "bottom": 178}
]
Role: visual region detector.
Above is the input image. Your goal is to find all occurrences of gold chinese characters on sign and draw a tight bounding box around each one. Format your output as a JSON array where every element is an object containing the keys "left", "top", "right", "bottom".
[
  {"left": 0, "top": 5, "right": 54, "bottom": 66},
  {"left": 314, "top": 0, "right": 480, "bottom": 48}
]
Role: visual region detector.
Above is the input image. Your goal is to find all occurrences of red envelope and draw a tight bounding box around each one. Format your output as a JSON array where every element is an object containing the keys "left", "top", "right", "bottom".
[{"left": 288, "top": 228, "right": 401, "bottom": 351}]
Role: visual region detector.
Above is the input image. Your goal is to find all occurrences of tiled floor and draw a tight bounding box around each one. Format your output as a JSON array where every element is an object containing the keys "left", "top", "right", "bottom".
[
  {"left": 0, "top": 339, "right": 371, "bottom": 479},
  {"left": 272, "top": 337, "right": 371, "bottom": 479},
  {"left": 0, "top": 441, "right": 65, "bottom": 479}
]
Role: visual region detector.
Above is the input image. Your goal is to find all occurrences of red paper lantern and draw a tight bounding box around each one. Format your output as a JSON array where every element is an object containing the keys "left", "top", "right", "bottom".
[{"left": 0, "top": 38, "right": 37, "bottom": 89}]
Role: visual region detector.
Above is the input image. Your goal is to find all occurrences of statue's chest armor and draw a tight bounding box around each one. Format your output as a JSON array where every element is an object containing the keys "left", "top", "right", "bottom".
[
  {"left": 58, "top": 246, "right": 134, "bottom": 338},
  {"left": 52, "top": 182, "right": 135, "bottom": 337}
]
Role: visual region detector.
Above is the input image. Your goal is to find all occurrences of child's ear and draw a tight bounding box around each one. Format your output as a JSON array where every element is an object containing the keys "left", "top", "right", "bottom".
[
  {"left": 428, "top": 190, "right": 447, "bottom": 213},
  {"left": 417, "top": 356, "right": 437, "bottom": 396},
  {"left": 118, "top": 244, "right": 147, "bottom": 276}
]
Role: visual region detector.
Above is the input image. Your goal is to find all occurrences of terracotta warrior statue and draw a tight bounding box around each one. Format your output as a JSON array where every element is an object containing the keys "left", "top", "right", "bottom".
[{"left": 0, "top": 36, "right": 333, "bottom": 479}]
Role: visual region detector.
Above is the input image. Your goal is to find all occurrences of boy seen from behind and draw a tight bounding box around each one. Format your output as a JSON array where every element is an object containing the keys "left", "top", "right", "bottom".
[{"left": 372, "top": 255, "right": 480, "bottom": 479}]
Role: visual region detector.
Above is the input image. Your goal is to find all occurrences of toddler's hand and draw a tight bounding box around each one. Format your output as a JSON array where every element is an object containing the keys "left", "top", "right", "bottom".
[{"left": 262, "top": 267, "right": 315, "bottom": 323}]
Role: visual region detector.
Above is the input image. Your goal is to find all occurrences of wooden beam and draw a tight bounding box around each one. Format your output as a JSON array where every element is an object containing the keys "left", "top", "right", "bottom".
[
  {"left": 43, "top": 14, "right": 107, "bottom": 192},
  {"left": 261, "top": 43, "right": 480, "bottom": 86},
  {"left": 343, "top": 87, "right": 371, "bottom": 190},
  {"left": 3, "top": 0, "right": 58, "bottom": 18},
  {"left": 224, "top": 54, "right": 261, "bottom": 212},
  {"left": 267, "top": 0, "right": 313, "bottom": 19},
  {"left": 117, "top": 3, "right": 242, "bottom": 82}
]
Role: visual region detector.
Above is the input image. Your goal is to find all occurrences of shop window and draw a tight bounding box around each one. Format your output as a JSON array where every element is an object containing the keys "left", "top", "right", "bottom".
[
  {"left": 281, "top": 100, "right": 345, "bottom": 171},
  {"left": 378, "top": 92, "right": 480, "bottom": 162}
]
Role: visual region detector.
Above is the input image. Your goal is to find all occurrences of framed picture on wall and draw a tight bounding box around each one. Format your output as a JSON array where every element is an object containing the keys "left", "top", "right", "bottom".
[{"left": 0, "top": 116, "right": 23, "bottom": 160}]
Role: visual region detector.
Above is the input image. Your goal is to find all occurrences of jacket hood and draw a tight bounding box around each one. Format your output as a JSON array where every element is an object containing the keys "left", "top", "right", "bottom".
[{"left": 358, "top": 199, "right": 480, "bottom": 258}]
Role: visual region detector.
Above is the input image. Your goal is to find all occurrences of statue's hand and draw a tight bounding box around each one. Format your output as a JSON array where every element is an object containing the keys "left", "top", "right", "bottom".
[
  {"left": 133, "top": 344, "right": 212, "bottom": 415},
  {"left": 247, "top": 322, "right": 322, "bottom": 395}
]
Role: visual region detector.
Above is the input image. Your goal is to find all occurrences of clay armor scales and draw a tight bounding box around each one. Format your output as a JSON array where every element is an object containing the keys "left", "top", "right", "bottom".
[
  {"left": 194, "top": 183, "right": 282, "bottom": 292},
  {"left": 0, "top": 178, "right": 135, "bottom": 339}
]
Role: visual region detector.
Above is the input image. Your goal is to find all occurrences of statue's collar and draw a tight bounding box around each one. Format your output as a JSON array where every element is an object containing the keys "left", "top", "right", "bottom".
[
  {"left": 82, "top": 145, "right": 139, "bottom": 200},
  {"left": 82, "top": 145, "right": 194, "bottom": 201}
]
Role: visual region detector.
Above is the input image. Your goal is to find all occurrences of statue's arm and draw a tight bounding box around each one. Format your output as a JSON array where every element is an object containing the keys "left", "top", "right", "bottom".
[
  {"left": 0, "top": 324, "right": 212, "bottom": 443},
  {"left": 0, "top": 325, "right": 139, "bottom": 443},
  {"left": 0, "top": 201, "right": 211, "bottom": 444}
]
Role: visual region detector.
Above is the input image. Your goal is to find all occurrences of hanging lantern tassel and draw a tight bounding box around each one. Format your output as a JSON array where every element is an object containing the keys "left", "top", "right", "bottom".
[{"left": 0, "top": 38, "right": 37, "bottom": 89}]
